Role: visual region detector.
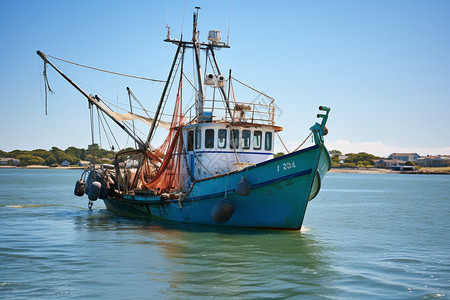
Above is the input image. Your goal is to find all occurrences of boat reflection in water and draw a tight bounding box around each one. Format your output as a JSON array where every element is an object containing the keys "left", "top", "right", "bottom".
[{"left": 74, "top": 209, "right": 335, "bottom": 298}]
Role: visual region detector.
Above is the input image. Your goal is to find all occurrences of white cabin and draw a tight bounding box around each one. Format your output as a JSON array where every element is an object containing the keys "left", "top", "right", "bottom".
[{"left": 181, "top": 122, "right": 280, "bottom": 188}]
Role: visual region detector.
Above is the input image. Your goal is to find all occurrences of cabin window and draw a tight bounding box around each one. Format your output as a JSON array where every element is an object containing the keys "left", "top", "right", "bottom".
[
  {"left": 253, "top": 131, "right": 262, "bottom": 150},
  {"left": 265, "top": 132, "right": 273, "bottom": 151},
  {"left": 205, "top": 129, "right": 214, "bottom": 148},
  {"left": 195, "top": 127, "right": 201, "bottom": 149},
  {"left": 230, "top": 129, "right": 240, "bottom": 149},
  {"left": 242, "top": 130, "right": 251, "bottom": 149},
  {"left": 187, "top": 130, "right": 194, "bottom": 151},
  {"left": 218, "top": 129, "right": 227, "bottom": 148}
]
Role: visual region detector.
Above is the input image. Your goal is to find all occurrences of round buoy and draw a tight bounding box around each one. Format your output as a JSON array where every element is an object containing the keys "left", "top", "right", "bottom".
[
  {"left": 235, "top": 177, "right": 251, "bottom": 196},
  {"left": 211, "top": 199, "right": 235, "bottom": 223},
  {"left": 74, "top": 179, "right": 85, "bottom": 197},
  {"left": 323, "top": 126, "right": 328, "bottom": 136},
  {"left": 88, "top": 181, "right": 101, "bottom": 201},
  {"left": 99, "top": 185, "right": 109, "bottom": 199}
]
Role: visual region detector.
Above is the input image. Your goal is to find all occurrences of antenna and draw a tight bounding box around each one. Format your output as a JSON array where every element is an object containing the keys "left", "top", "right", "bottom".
[
  {"left": 164, "top": 0, "right": 171, "bottom": 40},
  {"left": 181, "top": 0, "right": 187, "bottom": 36},
  {"left": 194, "top": 6, "right": 200, "bottom": 25},
  {"left": 227, "top": 0, "right": 232, "bottom": 45},
  {"left": 193, "top": 6, "right": 200, "bottom": 42}
]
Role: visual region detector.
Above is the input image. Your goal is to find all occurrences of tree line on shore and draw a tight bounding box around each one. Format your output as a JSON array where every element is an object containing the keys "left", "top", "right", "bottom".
[
  {"left": 0, "top": 144, "right": 131, "bottom": 167},
  {"left": 329, "top": 150, "right": 381, "bottom": 168},
  {"left": 2, "top": 147, "right": 397, "bottom": 169},
  {"left": 275, "top": 150, "right": 383, "bottom": 168}
]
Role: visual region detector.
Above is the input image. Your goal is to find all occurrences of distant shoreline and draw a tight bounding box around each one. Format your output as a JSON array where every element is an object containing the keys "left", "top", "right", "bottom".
[
  {"left": 329, "top": 167, "right": 450, "bottom": 174},
  {"left": 330, "top": 168, "right": 392, "bottom": 174},
  {"left": 1, "top": 165, "right": 448, "bottom": 174},
  {"left": 0, "top": 166, "right": 84, "bottom": 170}
]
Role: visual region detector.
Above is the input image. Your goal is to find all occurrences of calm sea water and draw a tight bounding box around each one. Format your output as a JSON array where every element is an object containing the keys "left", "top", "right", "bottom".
[{"left": 0, "top": 169, "right": 449, "bottom": 299}]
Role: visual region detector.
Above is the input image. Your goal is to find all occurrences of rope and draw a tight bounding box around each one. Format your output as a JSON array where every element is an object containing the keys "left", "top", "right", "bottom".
[
  {"left": 276, "top": 132, "right": 290, "bottom": 154},
  {"left": 230, "top": 127, "right": 241, "bottom": 164},
  {"left": 180, "top": 134, "right": 195, "bottom": 182},
  {"left": 183, "top": 150, "right": 195, "bottom": 182},
  {"left": 43, "top": 62, "right": 54, "bottom": 115},
  {"left": 178, "top": 182, "right": 195, "bottom": 208},
  {"left": 46, "top": 54, "right": 166, "bottom": 83},
  {"left": 231, "top": 76, "right": 275, "bottom": 104},
  {"left": 224, "top": 172, "right": 229, "bottom": 199},
  {"left": 192, "top": 147, "right": 217, "bottom": 176},
  {"left": 293, "top": 132, "right": 313, "bottom": 152}
]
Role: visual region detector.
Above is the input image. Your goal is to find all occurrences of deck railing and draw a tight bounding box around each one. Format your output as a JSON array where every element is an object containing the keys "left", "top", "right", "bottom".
[{"left": 183, "top": 99, "right": 275, "bottom": 125}]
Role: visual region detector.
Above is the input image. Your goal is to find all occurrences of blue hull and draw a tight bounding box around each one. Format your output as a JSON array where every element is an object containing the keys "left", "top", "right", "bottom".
[{"left": 103, "top": 144, "right": 331, "bottom": 230}]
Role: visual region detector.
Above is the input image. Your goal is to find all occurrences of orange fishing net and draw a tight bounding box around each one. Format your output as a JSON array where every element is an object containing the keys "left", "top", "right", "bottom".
[{"left": 139, "top": 76, "right": 185, "bottom": 193}]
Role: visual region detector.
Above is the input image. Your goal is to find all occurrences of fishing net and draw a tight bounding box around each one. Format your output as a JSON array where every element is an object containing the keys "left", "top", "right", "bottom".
[{"left": 139, "top": 76, "right": 185, "bottom": 193}]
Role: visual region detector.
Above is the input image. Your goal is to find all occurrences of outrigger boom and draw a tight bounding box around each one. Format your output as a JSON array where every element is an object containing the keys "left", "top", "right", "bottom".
[{"left": 37, "top": 50, "right": 147, "bottom": 150}]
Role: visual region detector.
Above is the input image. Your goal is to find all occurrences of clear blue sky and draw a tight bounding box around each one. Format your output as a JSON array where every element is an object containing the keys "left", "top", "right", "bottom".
[{"left": 1, "top": 0, "right": 449, "bottom": 157}]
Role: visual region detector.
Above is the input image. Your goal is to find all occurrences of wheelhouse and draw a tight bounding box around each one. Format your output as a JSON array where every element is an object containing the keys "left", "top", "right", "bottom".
[{"left": 181, "top": 122, "right": 282, "bottom": 185}]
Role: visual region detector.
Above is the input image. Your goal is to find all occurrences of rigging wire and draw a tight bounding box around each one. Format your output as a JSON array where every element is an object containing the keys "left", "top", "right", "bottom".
[
  {"left": 89, "top": 104, "right": 96, "bottom": 170},
  {"left": 96, "top": 107, "right": 104, "bottom": 172},
  {"left": 102, "top": 98, "right": 173, "bottom": 119},
  {"left": 231, "top": 76, "right": 275, "bottom": 104},
  {"left": 182, "top": 72, "right": 201, "bottom": 96},
  {"left": 45, "top": 58, "right": 113, "bottom": 107},
  {"left": 127, "top": 87, "right": 152, "bottom": 118},
  {"left": 100, "top": 111, "right": 121, "bottom": 151},
  {"left": 98, "top": 111, "right": 114, "bottom": 151},
  {"left": 41, "top": 55, "right": 173, "bottom": 132},
  {"left": 127, "top": 88, "right": 137, "bottom": 149},
  {"left": 46, "top": 54, "right": 166, "bottom": 83},
  {"left": 43, "top": 55, "right": 135, "bottom": 110},
  {"left": 206, "top": 53, "right": 230, "bottom": 113},
  {"left": 203, "top": 49, "right": 209, "bottom": 99}
]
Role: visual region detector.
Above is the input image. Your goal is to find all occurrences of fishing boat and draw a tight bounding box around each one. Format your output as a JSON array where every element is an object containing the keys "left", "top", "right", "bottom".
[{"left": 37, "top": 8, "right": 331, "bottom": 230}]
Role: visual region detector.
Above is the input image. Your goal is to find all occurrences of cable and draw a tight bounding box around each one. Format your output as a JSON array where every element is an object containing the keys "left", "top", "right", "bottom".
[
  {"left": 231, "top": 76, "right": 275, "bottom": 104},
  {"left": 46, "top": 54, "right": 166, "bottom": 83}
]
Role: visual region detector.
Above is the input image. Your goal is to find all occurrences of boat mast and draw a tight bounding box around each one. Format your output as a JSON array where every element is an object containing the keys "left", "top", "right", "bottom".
[
  {"left": 36, "top": 50, "right": 147, "bottom": 150},
  {"left": 193, "top": 7, "right": 206, "bottom": 121},
  {"left": 145, "top": 41, "right": 182, "bottom": 148}
]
